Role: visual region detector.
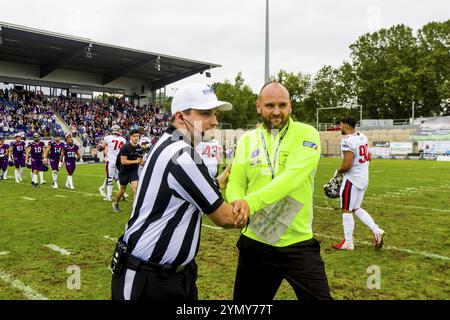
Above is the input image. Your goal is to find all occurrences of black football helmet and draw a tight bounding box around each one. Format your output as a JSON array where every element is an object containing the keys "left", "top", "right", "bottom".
[{"left": 323, "top": 176, "right": 342, "bottom": 199}]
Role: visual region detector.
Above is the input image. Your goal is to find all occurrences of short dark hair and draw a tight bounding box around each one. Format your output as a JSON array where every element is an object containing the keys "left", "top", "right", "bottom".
[
  {"left": 340, "top": 117, "right": 356, "bottom": 128},
  {"left": 129, "top": 129, "right": 140, "bottom": 136}
]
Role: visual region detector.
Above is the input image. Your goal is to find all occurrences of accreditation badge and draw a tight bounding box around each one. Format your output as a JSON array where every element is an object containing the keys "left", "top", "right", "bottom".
[{"left": 249, "top": 196, "right": 303, "bottom": 245}]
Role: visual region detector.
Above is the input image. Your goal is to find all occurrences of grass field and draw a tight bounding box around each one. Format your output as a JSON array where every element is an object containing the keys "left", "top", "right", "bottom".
[{"left": 0, "top": 158, "right": 449, "bottom": 300}]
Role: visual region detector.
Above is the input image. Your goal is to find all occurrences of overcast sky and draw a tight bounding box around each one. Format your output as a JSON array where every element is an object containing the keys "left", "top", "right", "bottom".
[{"left": 1, "top": 0, "right": 449, "bottom": 95}]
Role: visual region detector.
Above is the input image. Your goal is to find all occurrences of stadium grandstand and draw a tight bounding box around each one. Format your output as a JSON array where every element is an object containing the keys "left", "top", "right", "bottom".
[{"left": 0, "top": 21, "right": 220, "bottom": 157}]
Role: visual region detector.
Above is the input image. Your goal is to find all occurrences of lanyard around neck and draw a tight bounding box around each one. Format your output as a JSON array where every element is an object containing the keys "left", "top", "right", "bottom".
[{"left": 260, "top": 123, "right": 290, "bottom": 179}]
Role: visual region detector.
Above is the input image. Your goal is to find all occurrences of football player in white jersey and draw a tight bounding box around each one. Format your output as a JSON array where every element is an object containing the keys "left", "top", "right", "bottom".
[
  {"left": 196, "top": 138, "right": 222, "bottom": 178},
  {"left": 332, "top": 117, "right": 385, "bottom": 251},
  {"left": 97, "top": 125, "right": 126, "bottom": 201}
]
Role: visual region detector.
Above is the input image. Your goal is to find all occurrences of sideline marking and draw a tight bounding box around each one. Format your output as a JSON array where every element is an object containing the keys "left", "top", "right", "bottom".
[
  {"left": 198, "top": 222, "right": 450, "bottom": 261},
  {"left": 21, "top": 197, "right": 35, "bottom": 201},
  {"left": 103, "top": 235, "right": 117, "bottom": 242},
  {"left": 44, "top": 244, "right": 71, "bottom": 256},
  {"left": 315, "top": 233, "right": 450, "bottom": 261},
  {"left": 0, "top": 251, "right": 9, "bottom": 256},
  {"left": 202, "top": 224, "right": 223, "bottom": 230},
  {"left": 0, "top": 269, "right": 48, "bottom": 300}
]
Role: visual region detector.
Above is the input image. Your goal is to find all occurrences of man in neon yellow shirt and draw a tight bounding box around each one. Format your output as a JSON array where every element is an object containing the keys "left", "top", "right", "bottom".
[{"left": 226, "top": 82, "right": 332, "bottom": 300}]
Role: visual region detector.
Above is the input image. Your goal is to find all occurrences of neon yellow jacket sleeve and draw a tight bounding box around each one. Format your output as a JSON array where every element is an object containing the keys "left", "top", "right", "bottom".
[{"left": 243, "top": 129, "right": 321, "bottom": 214}]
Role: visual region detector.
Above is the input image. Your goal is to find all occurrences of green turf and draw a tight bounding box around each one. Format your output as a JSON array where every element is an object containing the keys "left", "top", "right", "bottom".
[{"left": 0, "top": 159, "right": 449, "bottom": 300}]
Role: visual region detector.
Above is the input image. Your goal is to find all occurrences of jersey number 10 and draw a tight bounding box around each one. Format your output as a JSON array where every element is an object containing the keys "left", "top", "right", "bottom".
[{"left": 358, "top": 144, "right": 369, "bottom": 163}]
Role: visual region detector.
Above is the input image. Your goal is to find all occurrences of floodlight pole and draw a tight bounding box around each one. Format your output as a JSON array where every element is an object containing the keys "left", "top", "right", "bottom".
[
  {"left": 359, "top": 104, "right": 363, "bottom": 125},
  {"left": 264, "top": 0, "right": 270, "bottom": 84}
]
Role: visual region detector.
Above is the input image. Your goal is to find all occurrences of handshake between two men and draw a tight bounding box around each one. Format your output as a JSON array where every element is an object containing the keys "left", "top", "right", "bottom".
[{"left": 208, "top": 165, "right": 250, "bottom": 230}]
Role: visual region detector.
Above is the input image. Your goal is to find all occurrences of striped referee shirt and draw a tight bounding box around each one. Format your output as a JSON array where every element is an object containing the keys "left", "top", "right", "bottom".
[{"left": 123, "top": 126, "right": 224, "bottom": 267}]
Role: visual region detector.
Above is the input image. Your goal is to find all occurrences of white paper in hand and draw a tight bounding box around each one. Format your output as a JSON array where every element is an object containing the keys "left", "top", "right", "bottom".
[{"left": 249, "top": 196, "right": 303, "bottom": 245}]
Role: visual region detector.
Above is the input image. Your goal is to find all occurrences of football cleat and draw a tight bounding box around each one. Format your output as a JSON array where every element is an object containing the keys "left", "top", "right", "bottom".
[
  {"left": 40, "top": 180, "right": 47, "bottom": 185},
  {"left": 332, "top": 239, "right": 354, "bottom": 250},
  {"left": 112, "top": 202, "right": 120, "bottom": 213},
  {"left": 52, "top": 182, "right": 58, "bottom": 189},
  {"left": 103, "top": 197, "right": 112, "bottom": 201},
  {"left": 374, "top": 229, "right": 385, "bottom": 250},
  {"left": 99, "top": 186, "right": 106, "bottom": 197}
]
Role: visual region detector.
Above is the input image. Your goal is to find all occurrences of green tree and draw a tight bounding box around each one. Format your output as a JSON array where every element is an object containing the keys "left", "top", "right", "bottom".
[
  {"left": 417, "top": 20, "right": 450, "bottom": 116},
  {"left": 275, "top": 70, "right": 313, "bottom": 123},
  {"left": 212, "top": 72, "right": 258, "bottom": 129},
  {"left": 350, "top": 24, "right": 419, "bottom": 119},
  {"left": 307, "top": 63, "right": 357, "bottom": 124}
]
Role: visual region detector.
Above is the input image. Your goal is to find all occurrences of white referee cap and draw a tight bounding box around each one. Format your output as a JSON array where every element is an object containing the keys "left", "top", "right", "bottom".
[{"left": 171, "top": 83, "right": 232, "bottom": 115}]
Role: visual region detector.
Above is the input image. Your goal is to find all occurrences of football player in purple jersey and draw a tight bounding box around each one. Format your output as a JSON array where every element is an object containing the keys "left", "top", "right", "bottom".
[
  {"left": 44, "top": 133, "right": 65, "bottom": 189},
  {"left": 0, "top": 136, "right": 10, "bottom": 180},
  {"left": 9, "top": 133, "right": 27, "bottom": 183},
  {"left": 61, "top": 134, "right": 81, "bottom": 190},
  {"left": 25, "top": 133, "right": 46, "bottom": 187}
]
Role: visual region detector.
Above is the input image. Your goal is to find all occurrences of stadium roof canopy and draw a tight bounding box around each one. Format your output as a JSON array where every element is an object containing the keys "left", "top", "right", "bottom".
[{"left": 0, "top": 22, "right": 220, "bottom": 94}]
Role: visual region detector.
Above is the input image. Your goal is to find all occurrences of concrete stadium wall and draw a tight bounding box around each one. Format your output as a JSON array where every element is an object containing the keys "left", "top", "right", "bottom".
[{"left": 320, "top": 128, "right": 414, "bottom": 156}]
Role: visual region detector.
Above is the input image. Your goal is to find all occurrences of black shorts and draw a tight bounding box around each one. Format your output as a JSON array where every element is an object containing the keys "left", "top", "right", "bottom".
[
  {"left": 119, "top": 171, "right": 139, "bottom": 186},
  {"left": 234, "top": 235, "right": 332, "bottom": 301}
]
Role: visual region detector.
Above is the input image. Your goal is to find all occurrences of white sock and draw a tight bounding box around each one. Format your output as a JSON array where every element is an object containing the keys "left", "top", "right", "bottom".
[
  {"left": 107, "top": 184, "right": 113, "bottom": 198},
  {"left": 100, "top": 178, "right": 106, "bottom": 190},
  {"left": 15, "top": 169, "right": 19, "bottom": 180},
  {"left": 39, "top": 171, "right": 44, "bottom": 182},
  {"left": 116, "top": 180, "right": 120, "bottom": 190},
  {"left": 19, "top": 167, "right": 24, "bottom": 177},
  {"left": 3, "top": 169, "right": 7, "bottom": 178},
  {"left": 30, "top": 171, "right": 33, "bottom": 180},
  {"left": 52, "top": 171, "right": 57, "bottom": 183},
  {"left": 32, "top": 173, "right": 38, "bottom": 184},
  {"left": 68, "top": 176, "right": 74, "bottom": 188},
  {"left": 354, "top": 208, "right": 378, "bottom": 233},
  {"left": 66, "top": 176, "right": 69, "bottom": 186},
  {"left": 343, "top": 213, "right": 355, "bottom": 243}
]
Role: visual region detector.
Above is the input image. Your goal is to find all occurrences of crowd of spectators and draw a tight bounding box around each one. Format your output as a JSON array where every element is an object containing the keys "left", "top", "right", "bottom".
[
  {"left": 52, "top": 97, "right": 170, "bottom": 147},
  {"left": 0, "top": 87, "right": 170, "bottom": 147},
  {"left": 0, "top": 88, "right": 63, "bottom": 138}
]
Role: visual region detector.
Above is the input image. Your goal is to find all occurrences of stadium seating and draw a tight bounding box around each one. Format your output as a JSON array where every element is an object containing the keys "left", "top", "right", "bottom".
[
  {"left": 0, "top": 88, "right": 170, "bottom": 145},
  {"left": 0, "top": 88, "right": 63, "bottom": 138}
]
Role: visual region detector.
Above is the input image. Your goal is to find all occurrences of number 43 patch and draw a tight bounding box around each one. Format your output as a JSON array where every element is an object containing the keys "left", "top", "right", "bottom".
[{"left": 303, "top": 141, "right": 318, "bottom": 150}]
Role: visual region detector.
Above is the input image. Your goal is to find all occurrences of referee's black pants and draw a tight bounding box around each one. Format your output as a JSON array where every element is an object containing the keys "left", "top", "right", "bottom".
[
  {"left": 233, "top": 235, "right": 333, "bottom": 301},
  {"left": 111, "top": 260, "right": 198, "bottom": 301}
]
